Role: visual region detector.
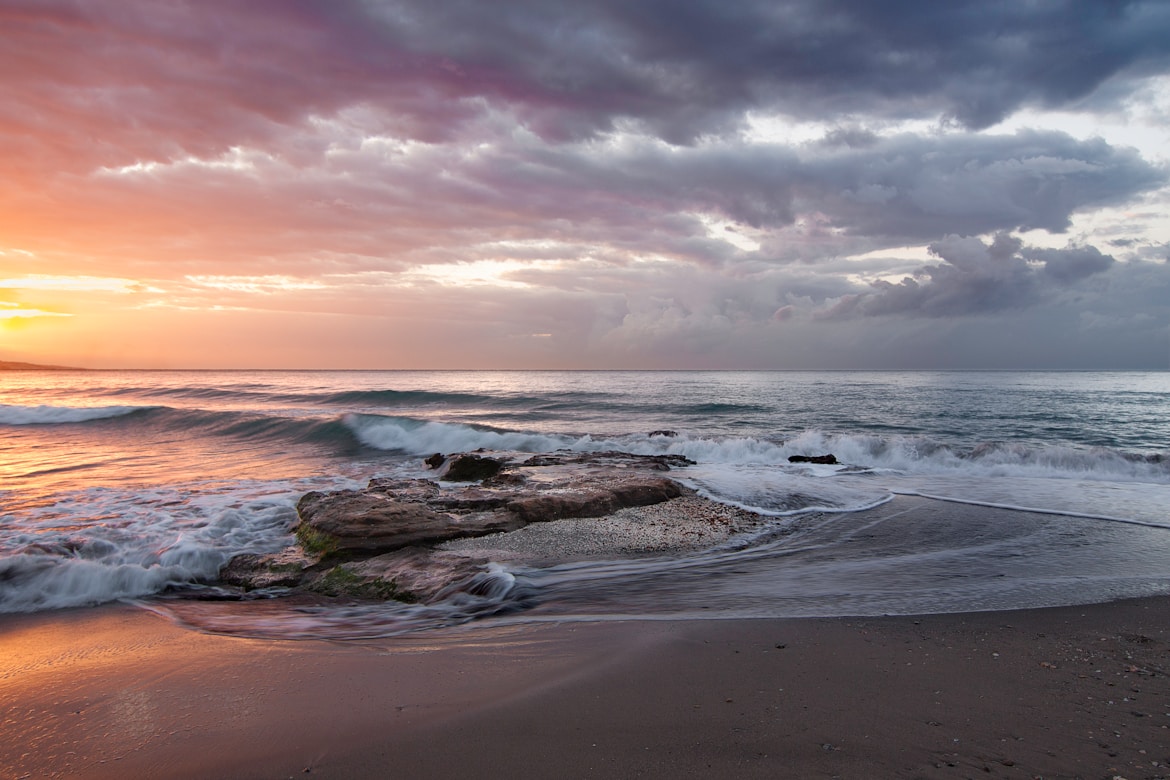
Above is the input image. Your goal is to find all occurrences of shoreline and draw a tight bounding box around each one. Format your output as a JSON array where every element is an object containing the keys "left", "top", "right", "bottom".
[{"left": 3, "top": 596, "right": 1168, "bottom": 778}]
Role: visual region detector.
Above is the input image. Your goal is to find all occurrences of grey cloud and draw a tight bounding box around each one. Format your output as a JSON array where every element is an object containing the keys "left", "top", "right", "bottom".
[
  {"left": 1028, "top": 245, "right": 1115, "bottom": 283},
  {"left": 356, "top": 0, "right": 1170, "bottom": 139},
  {"left": 801, "top": 132, "right": 1166, "bottom": 241},
  {"left": 44, "top": 119, "right": 1163, "bottom": 281},
  {"left": 6, "top": 0, "right": 1170, "bottom": 179},
  {"left": 498, "top": 129, "right": 1164, "bottom": 254},
  {"left": 829, "top": 234, "right": 1119, "bottom": 319}
]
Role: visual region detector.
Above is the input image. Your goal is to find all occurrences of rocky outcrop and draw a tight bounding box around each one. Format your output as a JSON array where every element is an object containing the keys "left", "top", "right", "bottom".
[{"left": 219, "top": 449, "right": 696, "bottom": 604}]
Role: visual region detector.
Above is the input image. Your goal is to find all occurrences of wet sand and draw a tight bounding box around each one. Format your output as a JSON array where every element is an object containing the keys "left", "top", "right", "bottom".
[{"left": 2, "top": 596, "right": 1168, "bottom": 779}]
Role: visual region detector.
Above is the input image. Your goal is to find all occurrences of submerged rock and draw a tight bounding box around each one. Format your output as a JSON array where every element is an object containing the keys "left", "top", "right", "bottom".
[{"left": 788, "top": 454, "right": 838, "bottom": 465}]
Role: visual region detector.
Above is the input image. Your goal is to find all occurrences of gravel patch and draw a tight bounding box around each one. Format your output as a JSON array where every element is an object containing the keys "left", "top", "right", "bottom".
[{"left": 439, "top": 494, "right": 767, "bottom": 564}]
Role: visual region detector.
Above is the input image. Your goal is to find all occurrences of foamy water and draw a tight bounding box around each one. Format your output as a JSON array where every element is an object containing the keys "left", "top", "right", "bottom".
[{"left": 2, "top": 370, "right": 1168, "bottom": 636}]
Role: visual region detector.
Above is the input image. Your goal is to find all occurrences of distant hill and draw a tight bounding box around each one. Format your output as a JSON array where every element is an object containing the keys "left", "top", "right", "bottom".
[{"left": 0, "top": 360, "right": 83, "bottom": 370}]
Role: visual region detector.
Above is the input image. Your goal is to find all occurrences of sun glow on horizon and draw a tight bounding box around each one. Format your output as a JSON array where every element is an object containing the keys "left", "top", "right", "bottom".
[
  {"left": 0, "top": 303, "right": 72, "bottom": 320},
  {"left": 0, "top": 276, "right": 157, "bottom": 294}
]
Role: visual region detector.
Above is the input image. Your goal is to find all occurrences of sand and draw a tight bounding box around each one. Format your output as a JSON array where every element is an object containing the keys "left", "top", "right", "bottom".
[{"left": 3, "top": 595, "right": 1168, "bottom": 779}]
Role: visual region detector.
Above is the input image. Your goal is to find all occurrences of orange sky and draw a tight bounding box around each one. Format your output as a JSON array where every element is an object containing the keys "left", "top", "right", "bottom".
[{"left": 3, "top": 1, "right": 1169, "bottom": 369}]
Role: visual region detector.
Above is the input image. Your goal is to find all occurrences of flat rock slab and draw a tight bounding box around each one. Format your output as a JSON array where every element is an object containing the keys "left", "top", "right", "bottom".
[
  {"left": 296, "top": 490, "right": 521, "bottom": 553},
  {"left": 220, "top": 449, "right": 700, "bottom": 603}
]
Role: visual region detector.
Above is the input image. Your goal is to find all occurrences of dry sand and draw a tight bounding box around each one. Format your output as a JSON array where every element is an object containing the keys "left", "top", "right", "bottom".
[{"left": 3, "top": 595, "right": 1168, "bottom": 779}]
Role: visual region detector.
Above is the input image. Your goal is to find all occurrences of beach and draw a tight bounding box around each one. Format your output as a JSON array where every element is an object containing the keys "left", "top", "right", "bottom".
[{"left": 3, "top": 595, "right": 1168, "bottom": 779}]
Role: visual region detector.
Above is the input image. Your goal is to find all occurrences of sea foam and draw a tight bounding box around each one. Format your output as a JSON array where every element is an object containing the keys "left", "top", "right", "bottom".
[{"left": 0, "top": 483, "right": 309, "bottom": 613}]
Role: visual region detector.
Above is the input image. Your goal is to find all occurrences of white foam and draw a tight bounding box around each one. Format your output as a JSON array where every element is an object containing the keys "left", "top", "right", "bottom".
[
  {"left": 0, "top": 403, "right": 147, "bottom": 425},
  {"left": 0, "top": 479, "right": 350, "bottom": 613},
  {"left": 681, "top": 463, "right": 894, "bottom": 516},
  {"left": 341, "top": 415, "right": 1167, "bottom": 484},
  {"left": 0, "top": 555, "right": 200, "bottom": 612},
  {"left": 641, "top": 429, "right": 1168, "bottom": 484},
  {"left": 344, "top": 414, "right": 578, "bottom": 454}
]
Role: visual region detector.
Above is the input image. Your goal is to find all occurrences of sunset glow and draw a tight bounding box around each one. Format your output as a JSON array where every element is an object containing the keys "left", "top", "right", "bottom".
[{"left": 2, "top": 1, "right": 1168, "bottom": 368}]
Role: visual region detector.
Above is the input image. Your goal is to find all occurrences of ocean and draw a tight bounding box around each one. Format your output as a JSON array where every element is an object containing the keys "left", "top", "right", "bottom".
[{"left": 2, "top": 370, "right": 1168, "bottom": 639}]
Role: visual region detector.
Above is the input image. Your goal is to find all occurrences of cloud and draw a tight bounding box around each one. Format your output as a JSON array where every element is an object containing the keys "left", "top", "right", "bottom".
[
  {"left": 799, "top": 131, "right": 1166, "bottom": 241},
  {"left": 0, "top": 302, "right": 71, "bottom": 320},
  {"left": 1028, "top": 244, "right": 1115, "bottom": 283},
  {"left": 4, "top": 0, "right": 1169, "bottom": 182},
  {"left": 0, "top": 275, "right": 150, "bottom": 293},
  {"left": 11, "top": 121, "right": 1157, "bottom": 285},
  {"left": 825, "top": 234, "right": 1119, "bottom": 318},
  {"left": 2, "top": 1, "right": 1169, "bottom": 368}
]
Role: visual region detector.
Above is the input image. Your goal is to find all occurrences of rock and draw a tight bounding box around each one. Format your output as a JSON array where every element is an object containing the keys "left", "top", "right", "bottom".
[
  {"left": 437, "top": 453, "right": 505, "bottom": 481},
  {"left": 365, "top": 477, "right": 441, "bottom": 501},
  {"left": 295, "top": 489, "right": 528, "bottom": 557},
  {"left": 219, "top": 549, "right": 319, "bottom": 590},
  {"left": 648, "top": 429, "right": 678, "bottom": 438},
  {"left": 226, "top": 449, "right": 703, "bottom": 603},
  {"left": 325, "top": 547, "right": 491, "bottom": 603},
  {"left": 507, "top": 477, "right": 682, "bottom": 523},
  {"left": 308, "top": 562, "right": 418, "bottom": 602},
  {"left": 427, "top": 489, "right": 512, "bottom": 511},
  {"left": 424, "top": 453, "right": 445, "bottom": 469},
  {"left": 520, "top": 451, "right": 694, "bottom": 470},
  {"left": 483, "top": 471, "right": 527, "bottom": 487},
  {"left": 788, "top": 454, "right": 837, "bottom": 465},
  {"left": 295, "top": 490, "right": 461, "bottom": 554}
]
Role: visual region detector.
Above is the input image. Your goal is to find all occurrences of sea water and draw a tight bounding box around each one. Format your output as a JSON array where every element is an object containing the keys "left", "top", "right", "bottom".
[{"left": 1, "top": 370, "right": 1168, "bottom": 638}]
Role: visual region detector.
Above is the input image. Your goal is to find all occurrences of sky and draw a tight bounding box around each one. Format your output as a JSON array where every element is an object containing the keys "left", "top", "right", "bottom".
[{"left": 2, "top": 0, "right": 1169, "bottom": 369}]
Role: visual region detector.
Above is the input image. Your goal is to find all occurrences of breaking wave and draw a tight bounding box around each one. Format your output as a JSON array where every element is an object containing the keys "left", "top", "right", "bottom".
[
  {"left": 0, "top": 403, "right": 149, "bottom": 425},
  {"left": 0, "top": 483, "right": 314, "bottom": 613},
  {"left": 340, "top": 415, "right": 1169, "bottom": 483}
]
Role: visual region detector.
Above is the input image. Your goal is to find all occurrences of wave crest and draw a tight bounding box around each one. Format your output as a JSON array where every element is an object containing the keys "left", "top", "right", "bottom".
[{"left": 0, "top": 403, "right": 148, "bottom": 425}]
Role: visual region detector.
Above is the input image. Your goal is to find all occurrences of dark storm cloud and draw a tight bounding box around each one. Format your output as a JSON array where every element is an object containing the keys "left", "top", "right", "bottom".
[
  {"left": 826, "top": 234, "right": 1119, "bottom": 319},
  {"left": 5, "top": 0, "right": 1169, "bottom": 175},
  {"left": 357, "top": 0, "right": 1170, "bottom": 137}
]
